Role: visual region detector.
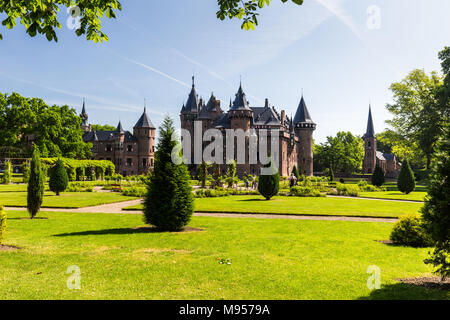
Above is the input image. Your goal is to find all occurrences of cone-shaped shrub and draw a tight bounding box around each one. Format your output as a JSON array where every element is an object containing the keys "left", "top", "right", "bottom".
[
  {"left": 49, "top": 159, "right": 69, "bottom": 196},
  {"left": 27, "top": 144, "right": 44, "bottom": 219},
  {"left": 2, "top": 161, "right": 12, "bottom": 184},
  {"left": 292, "top": 165, "right": 299, "bottom": 180},
  {"left": 371, "top": 164, "right": 385, "bottom": 187},
  {"left": 143, "top": 116, "right": 194, "bottom": 231},
  {"left": 258, "top": 156, "right": 280, "bottom": 200},
  {"left": 0, "top": 206, "right": 6, "bottom": 245},
  {"left": 397, "top": 160, "right": 416, "bottom": 194}
]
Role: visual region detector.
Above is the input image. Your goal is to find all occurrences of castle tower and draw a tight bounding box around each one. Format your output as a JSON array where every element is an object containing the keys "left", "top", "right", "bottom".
[
  {"left": 180, "top": 76, "right": 200, "bottom": 166},
  {"left": 293, "top": 95, "right": 316, "bottom": 176},
  {"left": 228, "top": 82, "right": 254, "bottom": 175},
  {"left": 80, "top": 99, "right": 91, "bottom": 132},
  {"left": 134, "top": 104, "right": 156, "bottom": 174},
  {"left": 114, "top": 121, "right": 125, "bottom": 173},
  {"left": 362, "top": 106, "right": 377, "bottom": 173}
]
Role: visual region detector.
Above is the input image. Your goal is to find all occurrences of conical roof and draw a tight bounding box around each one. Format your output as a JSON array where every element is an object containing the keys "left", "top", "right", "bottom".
[
  {"left": 116, "top": 121, "right": 124, "bottom": 133},
  {"left": 293, "top": 95, "right": 314, "bottom": 124},
  {"left": 231, "top": 82, "right": 250, "bottom": 110},
  {"left": 134, "top": 107, "right": 155, "bottom": 128},
  {"left": 181, "top": 76, "right": 199, "bottom": 113},
  {"left": 365, "top": 106, "right": 375, "bottom": 138}
]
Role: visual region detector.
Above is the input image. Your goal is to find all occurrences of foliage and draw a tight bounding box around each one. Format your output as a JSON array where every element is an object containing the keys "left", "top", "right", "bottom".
[
  {"left": 421, "top": 123, "right": 450, "bottom": 280},
  {"left": 91, "top": 124, "right": 116, "bottom": 131},
  {"left": 0, "top": 91, "right": 92, "bottom": 158},
  {"left": 122, "top": 186, "right": 146, "bottom": 197},
  {"left": 329, "top": 167, "right": 334, "bottom": 182},
  {"left": 27, "top": 144, "right": 44, "bottom": 219},
  {"left": 292, "top": 165, "right": 299, "bottom": 180},
  {"left": 49, "top": 159, "right": 69, "bottom": 195},
  {"left": 41, "top": 158, "right": 114, "bottom": 181},
  {"left": 211, "top": 162, "right": 223, "bottom": 188},
  {"left": 195, "top": 188, "right": 259, "bottom": 198},
  {"left": 0, "top": 206, "right": 5, "bottom": 245},
  {"left": 314, "top": 131, "right": 364, "bottom": 173},
  {"left": 22, "top": 162, "right": 30, "bottom": 183},
  {"left": 217, "top": 0, "right": 303, "bottom": 30},
  {"left": 226, "top": 160, "right": 236, "bottom": 187},
  {"left": 397, "top": 160, "right": 416, "bottom": 194},
  {"left": 390, "top": 214, "right": 433, "bottom": 248},
  {"left": 2, "top": 160, "right": 11, "bottom": 184},
  {"left": 258, "top": 157, "right": 280, "bottom": 200},
  {"left": 357, "top": 180, "right": 385, "bottom": 192},
  {"left": 386, "top": 69, "right": 445, "bottom": 169},
  {"left": 197, "top": 161, "right": 211, "bottom": 188},
  {"left": 332, "top": 183, "right": 359, "bottom": 197},
  {"left": 143, "top": 116, "right": 194, "bottom": 231},
  {"left": 290, "top": 186, "right": 323, "bottom": 197},
  {"left": 371, "top": 164, "right": 385, "bottom": 187}
]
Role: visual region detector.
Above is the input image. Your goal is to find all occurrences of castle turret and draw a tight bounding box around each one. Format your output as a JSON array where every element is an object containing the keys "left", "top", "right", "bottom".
[
  {"left": 362, "top": 106, "right": 377, "bottom": 173},
  {"left": 80, "top": 99, "right": 91, "bottom": 132},
  {"left": 293, "top": 95, "right": 316, "bottom": 176},
  {"left": 134, "top": 104, "right": 156, "bottom": 174},
  {"left": 114, "top": 121, "right": 125, "bottom": 172}
]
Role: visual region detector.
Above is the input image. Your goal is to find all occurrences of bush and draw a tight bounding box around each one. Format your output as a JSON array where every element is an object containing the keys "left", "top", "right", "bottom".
[
  {"left": 357, "top": 180, "right": 385, "bottom": 192},
  {"left": 371, "top": 164, "right": 385, "bottom": 187},
  {"left": 329, "top": 167, "right": 334, "bottom": 182},
  {"left": 390, "top": 214, "right": 433, "bottom": 247},
  {"left": 122, "top": 186, "right": 146, "bottom": 197},
  {"left": 22, "top": 162, "right": 30, "bottom": 183},
  {"left": 258, "top": 158, "right": 280, "bottom": 200},
  {"left": 143, "top": 117, "right": 194, "bottom": 231},
  {"left": 27, "top": 144, "right": 45, "bottom": 219},
  {"left": 290, "top": 186, "right": 324, "bottom": 197},
  {"left": 0, "top": 206, "right": 6, "bottom": 245},
  {"left": 2, "top": 161, "right": 12, "bottom": 184},
  {"left": 397, "top": 160, "right": 416, "bottom": 194},
  {"left": 339, "top": 178, "right": 345, "bottom": 183},
  {"left": 49, "top": 159, "right": 69, "bottom": 196},
  {"left": 292, "top": 165, "right": 299, "bottom": 180},
  {"left": 334, "top": 183, "right": 359, "bottom": 197}
]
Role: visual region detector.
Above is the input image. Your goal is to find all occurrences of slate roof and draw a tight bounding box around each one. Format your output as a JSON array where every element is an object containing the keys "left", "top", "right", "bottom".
[
  {"left": 206, "top": 93, "right": 218, "bottom": 112},
  {"left": 212, "top": 113, "right": 231, "bottom": 128},
  {"left": 252, "top": 106, "right": 280, "bottom": 126},
  {"left": 181, "top": 76, "right": 199, "bottom": 113},
  {"left": 230, "top": 83, "right": 250, "bottom": 110},
  {"left": 293, "top": 96, "right": 314, "bottom": 124},
  {"left": 134, "top": 108, "right": 155, "bottom": 128},
  {"left": 198, "top": 102, "right": 211, "bottom": 120},
  {"left": 365, "top": 106, "right": 375, "bottom": 138},
  {"left": 82, "top": 130, "right": 136, "bottom": 143},
  {"left": 116, "top": 121, "right": 124, "bottom": 133},
  {"left": 376, "top": 151, "right": 396, "bottom": 162}
]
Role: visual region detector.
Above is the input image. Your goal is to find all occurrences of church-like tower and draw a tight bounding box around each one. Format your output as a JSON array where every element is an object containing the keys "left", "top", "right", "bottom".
[
  {"left": 293, "top": 95, "right": 316, "bottom": 176},
  {"left": 80, "top": 99, "right": 91, "bottom": 132},
  {"left": 133, "top": 106, "right": 156, "bottom": 174},
  {"left": 362, "top": 106, "right": 377, "bottom": 173}
]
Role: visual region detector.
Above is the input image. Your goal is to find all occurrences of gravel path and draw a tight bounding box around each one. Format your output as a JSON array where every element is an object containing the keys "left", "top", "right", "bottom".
[{"left": 4, "top": 199, "right": 397, "bottom": 222}]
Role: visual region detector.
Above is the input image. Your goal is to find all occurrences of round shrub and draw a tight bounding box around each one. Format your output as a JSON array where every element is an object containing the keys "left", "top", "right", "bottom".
[{"left": 390, "top": 214, "right": 433, "bottom": 247}]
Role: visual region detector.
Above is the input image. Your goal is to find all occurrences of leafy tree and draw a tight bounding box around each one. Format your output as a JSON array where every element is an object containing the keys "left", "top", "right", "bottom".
[
  {"left": 212, "top": 162, "right": 223, "bottom": 188},
  {"left": 49, "top": 159, "right": 69, "bottom": 195},
  {"left": 2, "top": 160, "right": 12, "bottom": 184},
  {"left": 291, "top": 165, "right": 299, "bottom": 180},
  {"left": 397, "top": 160, "right": 416, "bottom": 194},
  {"left": 226, "top": 160, "right": 236, "bottom": 188},
  {"left": 422, "top": 124, "right": 450, "bottom": 281},
  {"left": 371, "top": 164, "right": 385, "bottom": 187},
  {"left": 314, "top": 131, "right": 364, "bottom": 174},
  {"left": 217, "top": 0, "right": 303, "bottom": 30},
  {"left": 27, "top": 144, "right": 44, "bottom": 219},
  {"left": 0, "top": 206, "right": 6, "bottom": 245},
  {"left": 91, "top": 124, "right": 116, "bottom": 131},
  {"left": 143, "top": 116, "right": 193, "bottom": 231},
  {"left": 258, "top": 157, "right": 280, "bottom": 200},
  {"left": 386, "top": 69, "right": 444, "bottom": 169},
  {"left": 22, "top": 162, "right": 30, "bottom": 183},
  {"left": 197, "top": 161, "right": 211, "bottom": 188}
]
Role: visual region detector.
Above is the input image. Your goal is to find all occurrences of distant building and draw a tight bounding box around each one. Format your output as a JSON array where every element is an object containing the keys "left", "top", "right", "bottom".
[
  {"left": 80, "top": 101, "right": 156, "bottom": 176},
  {"left": 362, "top": 106, "right": 401, "bottom": 178},
  {"left": 180, "top": 78, "right": 316, "bottom": 177}
]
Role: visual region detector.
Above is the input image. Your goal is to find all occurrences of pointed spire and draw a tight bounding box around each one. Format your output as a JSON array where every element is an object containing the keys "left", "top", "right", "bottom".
[
  {"left": 231, "top": 81, "right": 250, "bottom": 110},
  {"left": 134, "top": 104, "right": 155, "bottom": 129},
  {"left": 192, "top": 75, "right": 195, "bottom": 88},
  {"left": 293, "top": 95, "right": 314, "bottom": 124},
  {"left": 182, "top": 76, "right": 199, "bottom": 113},
  {"left": 365, "top": 105, "right": 375, "bottom": 138},
  {"left": 116, "top": 120, "right": 124, "bottom": 133}
]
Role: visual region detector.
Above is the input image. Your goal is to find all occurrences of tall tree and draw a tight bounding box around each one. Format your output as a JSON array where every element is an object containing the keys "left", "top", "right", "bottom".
[
  {"left": 386, "top": 69, "right": 444, "bottom": 169},
  {"left": 422, "top": 123, "right": 450, "bottom": 281},
  {"left": 49, "top": 159, "right": 69, "bottom": 196},
  {"left": 27, "top": 144, "right": 44, "bottom": 219},
  {"left": 197, "top": 161, "right": 211, "bottom": 188},
  {"left": 143, "top": 116, "right": 193, "bottom": 231},
  {"left": 397, "top": 160, "right": 416, "bottom": 194},
  {"left": 371, "top": 164, "right": 385, "bottom": 187}
]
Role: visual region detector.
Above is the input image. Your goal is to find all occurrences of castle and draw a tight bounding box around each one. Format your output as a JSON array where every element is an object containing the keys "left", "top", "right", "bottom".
[
  {"left": 80, "top": 101, "right": 156, "bottom": 176},
  {"left": 180, "top": 78, "right": 316, "bottom": 177},
  {"left": 362, "top": 107, "right": 401, "bottom": 178}
]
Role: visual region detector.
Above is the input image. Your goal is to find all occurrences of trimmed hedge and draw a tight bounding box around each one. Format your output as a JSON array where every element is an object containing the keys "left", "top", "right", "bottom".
[
  {"left": 390, "top": 214, "right": 433, "bottom": 247},
  {"left": 41, "top": 158, "right": 115, "bottom": 181}
]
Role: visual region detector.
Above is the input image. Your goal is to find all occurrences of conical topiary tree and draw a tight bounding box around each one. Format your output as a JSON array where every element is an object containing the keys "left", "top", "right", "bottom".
[
  {"left": 143, "top": 116, "right": 194, "bottom": 231},
  {"left": 27, "top": 144, "right": 44, "bottom": 219},
  {"left": 292, "top": 165, "right": 299, "bottom": 180},
  {"left": 371, "top": 164, "right": 385, "bottom": 187},
  {"left": 397, "top": 160, "right": 416, "bottom": 194},
  {"left": 2, "top": 161, "right": 12, "bottom": 184},
  {"left": 258, "top": 156, "right": 280, "bottom": 200},
  {"left": 49, "top": 159, "right": 69, "bottom": 196}
]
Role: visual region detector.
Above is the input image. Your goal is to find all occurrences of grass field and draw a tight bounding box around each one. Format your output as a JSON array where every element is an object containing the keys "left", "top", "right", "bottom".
[
  {"left": 124, "top": 195, "right": 423, "bottom": 218},
  {"left": 0, "top": 191, "right": 137, "bottom": 208},
  {"left": 1, "top": 210, "right": 446, "bottom": 300},
  {"left": 359, "top": 191, "right": 426, "bottom": 202}
]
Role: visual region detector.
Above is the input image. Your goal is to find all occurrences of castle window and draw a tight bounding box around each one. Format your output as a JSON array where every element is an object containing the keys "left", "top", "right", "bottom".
[
  {"left": 368, "top": 141, "right": 371, "bottom": 147},
  {"left": 106, "top": 145, "right": 112, "bottom": 152},
  {"left": 151, "top": 158, "right": 154, "bottom": 166},
  {"left": 127, "top": 145, "right": 133, "bottom": 152},
  {"left": 126, "top": 158, "right": 132, "bottom": 166},
  {"left": 142, "top": 158, "right": 147, "bottom": 167}
]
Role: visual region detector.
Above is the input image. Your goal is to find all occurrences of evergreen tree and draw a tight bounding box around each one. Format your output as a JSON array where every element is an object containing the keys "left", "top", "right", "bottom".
[
  {"left": 197, "top": 161, "right": 211, "bottom": 188},
  {"left": 27, "top": 144, "right": 44, "bottom": 219},
  {"left": 226, "top": 160, "right": 236, "bottom": 188},
  {"left": 212, "top": 162, "right": 223, "bottom": 188},
  {"left": 397, "top": 160, "right": 416, "bottom": 194},
  {"left": 292, "top": 165, "right": 299, "bottom": 180},
  {"left": 371, "top": 164, "right": 385, "bottom": 187},
  {"left": 143, "top": 116, "right": 193, "bottom": 231},
  {"left": 0, "top": 206, "right": 6, "bottom": 245},
  {"left": 22, "top": 162, "right": 30, "bottom": 183},
  {"left": 422, "top": 124, "right": 450, "bottom": 280},
  {"left": 258, "top": 157, "right": 280, "bottom": 200},
  {"left": 2, "top": 161, "right": 12, "bottom": 184},
  {"left": 329, "top": 167, "right": 334, "bottom": 182},
  {"left": 49, "top": 159, "right": 69, "bottom": 196}
]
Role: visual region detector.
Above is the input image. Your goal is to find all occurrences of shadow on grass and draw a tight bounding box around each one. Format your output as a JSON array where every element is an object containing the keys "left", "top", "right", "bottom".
[
  {"left": 53, "top": 226, "right": 203, "bottom": 237},
  {"left": 358, "top": 283, "right": 449, "bottom": 300}
]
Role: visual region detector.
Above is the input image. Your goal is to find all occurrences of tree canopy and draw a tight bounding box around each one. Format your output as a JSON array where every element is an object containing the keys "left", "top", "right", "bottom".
[
  {"left": 0, "top": 91, "right": 92, "bottom": 159},
  {"left": 0, "top": 1, "right": 303, "bottom": 42}
]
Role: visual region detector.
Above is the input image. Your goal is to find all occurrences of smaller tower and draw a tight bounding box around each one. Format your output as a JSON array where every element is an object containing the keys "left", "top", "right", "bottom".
[
  {"left": 362, "top": 106, "right": 377, "bottom": 173},
  {"left": 114, "top": 121, "right": 125, "bottom": 173},
  {"left": 180, "top": 76, "right": 200, "bottom": 166},
  {"left": 80, "top": 98, "right": 91, "bottom": 132},
  {"left": 293, "top": 94, "right": 316, "bottom": 176},
  {"left": 134, "top": 103, "right": 156, "bottom": 174}
]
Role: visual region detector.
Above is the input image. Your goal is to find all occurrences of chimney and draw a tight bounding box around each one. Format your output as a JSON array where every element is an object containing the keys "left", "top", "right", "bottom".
[
  {"left": 265, "top": 98, "right": 269, "bottom": 108},
  {"left": 281, "top": 110, "right": 285, "bottom": 127}
]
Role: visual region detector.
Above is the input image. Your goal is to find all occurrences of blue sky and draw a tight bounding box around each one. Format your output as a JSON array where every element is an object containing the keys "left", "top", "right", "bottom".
[{"left": 0, "top": 0, "right": 449, "bottom": 143}]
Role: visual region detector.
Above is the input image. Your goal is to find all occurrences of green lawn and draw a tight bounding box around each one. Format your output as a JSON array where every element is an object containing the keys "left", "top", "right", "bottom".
[
  {"left": 0, "top": 191, "right": 137, "bottom": 208},
  {"left": 359, "top": 191, "right": 426, "bottom": 202},
  {"left": 1, "top": 210, "right": 446, "bottom": 300},
  {"left": 125, "top": 195, "right": 422, "bottom": 218}
]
